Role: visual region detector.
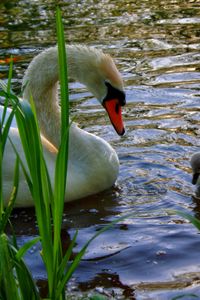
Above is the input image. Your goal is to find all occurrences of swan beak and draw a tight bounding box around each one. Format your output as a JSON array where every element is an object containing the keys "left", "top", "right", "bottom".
[
  {"left": 103, "top": 98, "right": 125, "bottom": 136},
  {"left": 192, "top": 173, "right": 200, "bottom": 185}
]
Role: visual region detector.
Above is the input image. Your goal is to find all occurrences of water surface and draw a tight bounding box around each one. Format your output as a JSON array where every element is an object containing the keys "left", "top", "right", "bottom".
[{"left": 1, "top": 0, "right": 200, "bottom": 299}]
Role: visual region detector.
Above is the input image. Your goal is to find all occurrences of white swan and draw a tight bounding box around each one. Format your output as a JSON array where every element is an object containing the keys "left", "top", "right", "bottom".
[{"left": 1, "top": 45, "right": 126, "bottom": 207}]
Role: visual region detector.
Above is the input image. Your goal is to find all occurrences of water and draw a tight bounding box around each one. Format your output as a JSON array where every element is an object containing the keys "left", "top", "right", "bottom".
[{"left": 1, "top": 0, "right": 200, "bottom": 299}]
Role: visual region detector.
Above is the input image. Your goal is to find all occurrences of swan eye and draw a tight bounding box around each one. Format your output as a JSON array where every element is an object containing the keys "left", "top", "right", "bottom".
[{"left": 104, "top": 81, "right": 126, "bottom": 106}]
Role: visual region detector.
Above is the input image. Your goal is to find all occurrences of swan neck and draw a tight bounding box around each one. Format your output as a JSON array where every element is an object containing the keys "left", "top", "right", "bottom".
[
  {"left": 23, "top": 47, "right": 62, "bottom": 146},
  {"left": 22, "top": 45, "right": 102, "bottom": 147}
]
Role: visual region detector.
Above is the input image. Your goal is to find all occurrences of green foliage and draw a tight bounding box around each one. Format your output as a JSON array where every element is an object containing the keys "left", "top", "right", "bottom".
[
  {"left": 0, "top": 61, "right": 40, "bottom": 300},
  {"left": 0, "top": 233, "right": 40, "bottom": 300},
  {"left": 0, "top": 7, "right": 71, "bottom": 299},
  {"left": 0, "top": 61, "right": 19, "bottom": 232},
  {"left": 0, "top": 6, "right": 131, "bottom": 300}
]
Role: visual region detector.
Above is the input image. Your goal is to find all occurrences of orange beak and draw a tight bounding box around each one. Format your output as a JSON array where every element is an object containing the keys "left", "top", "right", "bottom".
[{"left": 103, "top": 98, "right": 125, "bottom": 136}]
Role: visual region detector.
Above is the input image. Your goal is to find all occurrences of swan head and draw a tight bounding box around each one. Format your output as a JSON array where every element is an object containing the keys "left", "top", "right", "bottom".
[
  {"left": 92, "top": 50, "right": 126, "bottom": 136},
  {"left": 23, "top": 45, "right": 126, "bottom": 137},
  {"left": 190, "top": 152, "right": 200, "bottom": 185},
  {"left": 68, "top": 45, "right": 126, "bottom": 136},
  {"left": 102, "top": 81, "right": 126, "bottom": 136}
]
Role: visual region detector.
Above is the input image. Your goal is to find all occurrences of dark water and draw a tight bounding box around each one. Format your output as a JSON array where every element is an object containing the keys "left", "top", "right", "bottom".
[{"left": 1, "top": 0, "right": 200, "bottom": 299}]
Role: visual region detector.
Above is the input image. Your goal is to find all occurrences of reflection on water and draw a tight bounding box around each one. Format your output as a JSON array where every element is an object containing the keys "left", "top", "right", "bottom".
[{"left": 1, "top": 0, "right": 200, "bottom": 299}]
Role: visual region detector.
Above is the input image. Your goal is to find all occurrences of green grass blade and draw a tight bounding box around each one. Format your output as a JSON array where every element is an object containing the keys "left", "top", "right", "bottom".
[
  {"left": 29, "top": 94, "right": 54, "bottom": 206},
  {"left": 15, "top": 237, "right": 40, "bottom": 261},
  {"left": 56, "top": 7, "right": 69, "bottom": 136},
  {"left": 0, "top": 84, "right": 21, "bottom": 107},
  {"left": 13, "top": 100, "right": 54, "bottom": 287},
  {"left": 14, "top": 103, "right": 33, "bottom": 171},
  {"left": 14, "top": 259, "right": 40, "bottom": 300},
  {"left": 7, "top": 57, "right": 13, "bottom": 93},
  {"left": 10, "top": 242, "right": 40, "bottom": 300},
  {"left": 1, "top": 106, "right": 16, "bottom": 154},
  {"left": 53, "top": 129, "right": 69, "bottom": 240},
  {"left": 175, "top": 210, "right": 200, "bottom": 231},
  {"left": 57, "top": 230, "right": 78, "bottom": 281},
  {"left": 0, "top": 234, "right": 21, "bottom": 300},
  {"left": 1, "top": 58, "right": 13, "bottom": 125},
  {"left": 8, "top": 137, "right": 33, "bottom": 193},
  {"left": 0, "top": 116, "right": 3, "bottom": 216},
  {"left": 0, "top": 157, "right": 19, "bottom": 232},
  {"left": 1, "top": 52, "right": 55, "bottom": 298},
  {"left": 0, "top": 151, "right": 2, "bottom": 219},
  {"left": 0, "top": 83, "right": 17, "bottom": 219},
  {"left": 50, "top": 8, "right": 70, "bottom": 297}
]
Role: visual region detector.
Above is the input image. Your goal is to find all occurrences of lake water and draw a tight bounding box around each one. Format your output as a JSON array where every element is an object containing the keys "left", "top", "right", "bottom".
[{"left": 1, "top": 0, "right": 200, "bottom": 299}]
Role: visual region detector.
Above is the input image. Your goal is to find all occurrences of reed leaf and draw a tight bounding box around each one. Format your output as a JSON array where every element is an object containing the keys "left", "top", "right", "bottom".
[
  {"left": 1, "top": 107, "right": 16, "bottom": 154},
  {"left": 13, "top": 99, "right": 54, "bottom": 289},
  {"left": 48, "top": 8, "right": 70, "bottom": 298},
  {"left": 15, "top": 236, "right": 40, "bottom": 261},
  {"left": 10, "top": 241, "right": 40, "bottom": 300},
  {"left": 8, "top": 137, "right": 33, "bottom": 194},
  {"left": 0, "top": 234, "right": 20, "bottom": 300},
  {"left": 0, "top": 158, "right": 19, "bottom": 233},
  {"left": 0, "top": 74, "right": 18, "bottom": 222},
  {"left": 56, "top": 7, "right": 69, "bottom": 135},
  {"left": 1, "top": 57, "right": 13, "bottom": 125},
  {"left": 0, "top": 233, "right": 39, "bottom": 299},
  {"left": 57, "top": 230, "right": 78, "bottom": 282},
  {"left": 175, "top": 210, "right": 200, "bottom": 231}
]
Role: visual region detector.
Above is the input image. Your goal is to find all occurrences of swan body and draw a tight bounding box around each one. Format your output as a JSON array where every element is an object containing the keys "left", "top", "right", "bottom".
[{"left": 2, "top": 45, "right": 126, "bottom": 207}]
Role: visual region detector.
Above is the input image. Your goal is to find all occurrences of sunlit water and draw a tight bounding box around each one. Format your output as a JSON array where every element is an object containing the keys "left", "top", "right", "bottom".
[{"left": 1, "top": 0, "right": 200, "bottom": 299}]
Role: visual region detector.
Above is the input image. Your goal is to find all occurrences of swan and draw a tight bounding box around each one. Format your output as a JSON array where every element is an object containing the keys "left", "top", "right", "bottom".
[
  {"left": 190, "top": 152, "right": 200, "bottom": 185},
  {"left": 1, "top": 45, "right": 126, "bottom": 207}
]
